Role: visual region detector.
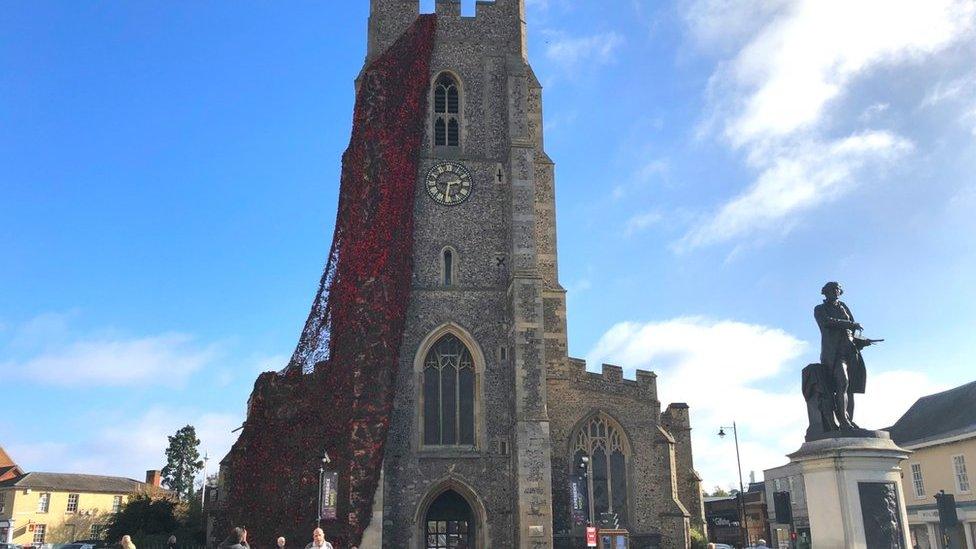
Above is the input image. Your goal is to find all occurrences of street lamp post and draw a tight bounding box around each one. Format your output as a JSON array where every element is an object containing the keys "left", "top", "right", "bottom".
[
  {"left": 201, "top": 452, "right": 210, "bottom": 512},
  {"left": 719, "top": 422, "right": 749, "bottom": 548},
  {"left": 316, "top": 450, "right": 332, "bottom": 529}
]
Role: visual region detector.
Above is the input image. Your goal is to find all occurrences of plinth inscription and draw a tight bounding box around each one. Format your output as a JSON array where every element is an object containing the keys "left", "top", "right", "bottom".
[{"left": 858, "top": 482, "right": 905, "bottom": 549}]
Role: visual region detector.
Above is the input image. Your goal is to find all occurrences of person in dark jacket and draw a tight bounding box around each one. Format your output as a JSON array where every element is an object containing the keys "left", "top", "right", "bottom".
[{"left": 218, "top": 527, "right": 249, "bottom": 549}]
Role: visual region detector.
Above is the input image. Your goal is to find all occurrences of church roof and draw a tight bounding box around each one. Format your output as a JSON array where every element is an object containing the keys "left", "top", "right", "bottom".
[{"left": 888, "top": 380, "right": 976, "bottom": 447}]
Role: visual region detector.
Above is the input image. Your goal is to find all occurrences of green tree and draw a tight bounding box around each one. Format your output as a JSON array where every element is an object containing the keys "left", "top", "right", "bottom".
[
  {"left": 104, "top": 490, "right": 179, "bottom": 545},
  {"left": 161, "top": 425, "right": 204, "bottom": 502},
  {"left": 103, "top": 488, "right": 204, "bottom": 547},
  {"left": 710, "top": 485, "right": 730, "bottom": 497}
]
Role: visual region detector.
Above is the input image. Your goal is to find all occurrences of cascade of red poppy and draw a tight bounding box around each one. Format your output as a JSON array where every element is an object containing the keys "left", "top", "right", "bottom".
[{"left": 219, "top": 15, "right": 437, "bottom": 548}]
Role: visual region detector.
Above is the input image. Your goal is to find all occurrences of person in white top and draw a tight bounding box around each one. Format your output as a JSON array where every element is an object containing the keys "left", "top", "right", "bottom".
[{"left": 304, "top": 528, "right": 334, "bottom": 549}]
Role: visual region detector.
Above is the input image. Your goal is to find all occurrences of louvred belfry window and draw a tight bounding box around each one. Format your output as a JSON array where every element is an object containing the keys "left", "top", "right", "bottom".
[
  {"left": 423, "top": 334, "right": 475, "bottom": 446},
  {"left": 433, "top": 73, "right": 461, "bottom": 147}
]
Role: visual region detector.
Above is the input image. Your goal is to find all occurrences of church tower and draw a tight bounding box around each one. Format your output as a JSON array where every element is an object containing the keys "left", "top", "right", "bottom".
[
  {"left": 364, "top": 0, "right": 564, "bottom": 547},
  {"left": 218, "top": 2, "right": 703, "bottom": 547}
]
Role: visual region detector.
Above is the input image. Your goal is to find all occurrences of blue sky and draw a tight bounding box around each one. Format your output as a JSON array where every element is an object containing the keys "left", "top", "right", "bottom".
[{"left": 2, "top": 0, "right": 975, "bottom": 491}]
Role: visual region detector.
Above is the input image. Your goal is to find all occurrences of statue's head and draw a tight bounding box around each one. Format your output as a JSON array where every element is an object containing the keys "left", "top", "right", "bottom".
[{"left": 821, "top": 281, "right": 843, "bottom": 298}]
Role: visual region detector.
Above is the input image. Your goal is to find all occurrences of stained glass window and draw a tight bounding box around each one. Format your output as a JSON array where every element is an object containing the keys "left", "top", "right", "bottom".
[{"left": 574, "top": 413, "right": 630, "bottom": 527}]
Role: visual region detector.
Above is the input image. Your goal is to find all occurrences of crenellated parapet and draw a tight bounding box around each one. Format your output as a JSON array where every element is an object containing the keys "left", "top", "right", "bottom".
[
  {"left": 554, "top": 357, "right": 660, "bottom": 405},
  {"left": 368, "top": 0, "right": 527, "bottom": 63}
]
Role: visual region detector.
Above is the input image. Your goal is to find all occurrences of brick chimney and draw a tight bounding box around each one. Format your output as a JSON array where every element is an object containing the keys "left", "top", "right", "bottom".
[{"left": 145, "top": 470, "right": 162, "bottom": 487}]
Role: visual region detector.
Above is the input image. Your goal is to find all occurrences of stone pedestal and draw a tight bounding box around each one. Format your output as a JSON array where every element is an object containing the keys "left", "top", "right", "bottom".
[{"left": 788, "top": 433, "right": 912, "bottom": 549}]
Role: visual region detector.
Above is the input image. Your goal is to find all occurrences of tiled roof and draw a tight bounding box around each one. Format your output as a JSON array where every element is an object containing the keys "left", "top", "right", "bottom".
[
  {"left": 0, "top": 472, "right": 147, "bottom": 494},
  {"left": 889, "top": 380, "right": 976, "bottom": 447}
]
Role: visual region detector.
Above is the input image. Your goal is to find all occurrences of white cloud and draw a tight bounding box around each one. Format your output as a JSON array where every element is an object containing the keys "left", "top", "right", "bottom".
[
  {"left": 7, "top": 407, "right": 242, "bottom": 480},
  {"left": 625, "top": 211, "right": 663, "bottom": 236},
  {"left": 612, "top": 157, "right": 669, "bottom": 201},
  {"left": 677, "top": 131, "right": 913, "bottom": 249},
  {"left": 1, "top": 313, "right": 223, "bottom": 387},
  {"left": 682, "top": 0, "right": 792, "bottom": 54},
  {"left": 585, "top": 317, "right": 944, "bottom": 487},
  {"left": 545, "top": 31, "right": 624, "bottom": 71},
  {"left": 859, "top": 102, "right": 890, "bottom": 122},
  {"left": 921, "top": 73, "right": 976, "bottom": 108},
  {"left": 721, "top": 0, "right": 975, "bottom": 145},
  {"left": 679, "top": 0, "right": 976, "bottom": 249}
]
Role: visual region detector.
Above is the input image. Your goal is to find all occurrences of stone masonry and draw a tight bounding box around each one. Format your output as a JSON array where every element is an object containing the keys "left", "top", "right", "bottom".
[{"left": 359, "top": 1, "right": 704, "bottom": 547}]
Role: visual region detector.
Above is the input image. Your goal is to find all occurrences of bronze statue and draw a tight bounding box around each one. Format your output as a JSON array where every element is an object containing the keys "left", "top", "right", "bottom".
[{"left": 804, "top": 282, "right": 882, "bottom": 440}]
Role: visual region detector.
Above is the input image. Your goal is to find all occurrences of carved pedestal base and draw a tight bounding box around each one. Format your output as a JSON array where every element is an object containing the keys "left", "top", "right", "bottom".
[{"left": 788, "top": 434, "right": 912, "bottom": 549}]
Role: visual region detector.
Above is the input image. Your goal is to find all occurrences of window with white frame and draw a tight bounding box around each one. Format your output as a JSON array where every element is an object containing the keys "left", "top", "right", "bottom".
[
  {"left": 33, "top": 524, "right": 47, "bottom": 544},
  {"left": 0, "top": 490, "right": 6, "bottom": 514},
  {"left": 953, "top": 455, "right": 971, "bottom": 493},
  {"left": 911, "top": 463, "right": 925, "bottom": 498},
  {"left": 112, "top": 495, "right": 123, "bottom": 513},
  {"left": 66, "top": 493, "right": 79, "bottom": 513},
  {"left": 37, "top": 492, "right": 51, "bottom": 513}
]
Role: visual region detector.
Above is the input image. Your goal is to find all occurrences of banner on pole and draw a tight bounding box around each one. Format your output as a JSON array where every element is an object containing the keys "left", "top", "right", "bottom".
[
  {"left": 320, "top": 470, "right": 339, "bottom": 521},
  {"left": 570, "top": 476, "right": 588, "bottom": 526}
]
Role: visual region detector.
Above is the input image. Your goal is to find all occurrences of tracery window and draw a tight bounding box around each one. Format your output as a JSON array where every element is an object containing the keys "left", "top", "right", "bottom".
[
  {"left": 423, "top": 334, "right": 475, "bottom": 446},
  {"left": 573, "top": 413, "right": 629, "bottom": 526},
  {"left": 433, "top": 73, "right": 460, "bottom": 147}
]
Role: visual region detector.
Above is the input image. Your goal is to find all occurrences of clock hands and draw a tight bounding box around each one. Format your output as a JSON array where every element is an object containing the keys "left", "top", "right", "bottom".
[
  {"left": 425, "top": 162, "right": 471, "bottom": 206},
  {"left": 443, "top": 177, "right": 461, "bottom": 201}
]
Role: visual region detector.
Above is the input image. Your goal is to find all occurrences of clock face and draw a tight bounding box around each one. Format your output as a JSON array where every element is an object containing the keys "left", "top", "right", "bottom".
[{"left": 425, "top": 161, "right": 473, "bottom": 206}]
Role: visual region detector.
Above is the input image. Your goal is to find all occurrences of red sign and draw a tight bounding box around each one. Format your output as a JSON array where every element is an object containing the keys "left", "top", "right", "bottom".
[{"left": 586, "top": 526, "right": 598, "bottom": 547}]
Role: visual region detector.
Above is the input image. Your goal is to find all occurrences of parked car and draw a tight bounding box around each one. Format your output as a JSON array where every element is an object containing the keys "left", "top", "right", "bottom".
[
  {"left": 0, "top": 543, "right": 23, "bottom": 549},
  {"left": 59, "top": 544, "right": 96, "bottom": 549}
]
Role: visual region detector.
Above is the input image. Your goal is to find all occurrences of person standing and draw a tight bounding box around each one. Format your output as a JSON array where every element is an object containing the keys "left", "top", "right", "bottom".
[
  {"left": 276, "top": 536, "right": 287, "bottom": 549},
  {"left": 120, "top": 535, "right": 136, "bottom": 549},
  {"left": 304, "top": 528, "right": 334, "bottom": 549},
  {"left": 166, "top": 535, "right": 177, "bottom": 549},
  {"left": 218, "top": 527, "right": 249, "bottom": 549}
]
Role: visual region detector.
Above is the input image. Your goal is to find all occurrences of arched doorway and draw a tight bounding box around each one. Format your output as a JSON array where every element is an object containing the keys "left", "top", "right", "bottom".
[{"left": 423, "top": 490, "right": 474, "bottom": 548}]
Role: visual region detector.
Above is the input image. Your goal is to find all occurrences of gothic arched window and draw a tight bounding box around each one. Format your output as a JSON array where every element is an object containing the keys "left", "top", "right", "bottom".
[
  {"left": 573, "top": 413, "right": 630, "bottom": 526},
  {"left": 423, "top": 334, "right": 475, "bottom": 446},
  {"left": 433, "top": 73, "right": 461, "bottom": 148}
]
